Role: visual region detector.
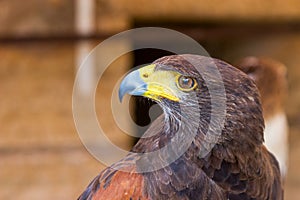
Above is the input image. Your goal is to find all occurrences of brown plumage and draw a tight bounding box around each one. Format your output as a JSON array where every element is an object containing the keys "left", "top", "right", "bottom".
[
  {"left": 78, "top": 54, "right": 283, "bottom": 200},
  {"left": 235, "top": 57, "right": 287, "bottom": 119},
  {"left": 235, "top": 56, "right": 289, "bottom": 178}
]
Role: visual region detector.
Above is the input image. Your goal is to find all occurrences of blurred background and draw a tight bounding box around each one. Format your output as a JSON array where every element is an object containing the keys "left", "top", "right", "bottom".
[{"left": 1, "top": 0, "right": 300, "bottom": 199}]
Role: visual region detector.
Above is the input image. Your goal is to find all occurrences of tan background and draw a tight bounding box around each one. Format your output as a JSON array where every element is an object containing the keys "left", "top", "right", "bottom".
[{"left": 0, "top": 0, "right": 300, "bottom": 199}]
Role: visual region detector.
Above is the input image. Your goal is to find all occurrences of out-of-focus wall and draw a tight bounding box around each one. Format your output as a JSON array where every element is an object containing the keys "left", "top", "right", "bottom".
[{"left": 0, "top": 0, "right": 74, "bottom": 37}]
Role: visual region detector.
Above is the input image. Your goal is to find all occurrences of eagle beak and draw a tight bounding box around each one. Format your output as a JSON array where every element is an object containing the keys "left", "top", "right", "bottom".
[
  {"left": 118, "top": 69, "right": 147, "bottom": 102},
  {"left": 119, "top": 64, "right": 179, "bottom": 102}
]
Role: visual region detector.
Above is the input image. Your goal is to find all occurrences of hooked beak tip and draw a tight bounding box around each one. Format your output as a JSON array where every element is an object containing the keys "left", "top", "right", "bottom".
[{"left": 118, "top": 69, "right": 146, "bottom": 102}]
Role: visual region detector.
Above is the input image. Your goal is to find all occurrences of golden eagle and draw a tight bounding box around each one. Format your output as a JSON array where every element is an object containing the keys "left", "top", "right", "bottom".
[{"left": 78, "top": 54, "right": 283, "bottom": 200}]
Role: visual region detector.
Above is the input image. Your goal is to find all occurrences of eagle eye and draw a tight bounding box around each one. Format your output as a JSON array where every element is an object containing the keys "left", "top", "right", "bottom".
[{"left": 176, "top": 75, "right": 197, "bottom": 91}]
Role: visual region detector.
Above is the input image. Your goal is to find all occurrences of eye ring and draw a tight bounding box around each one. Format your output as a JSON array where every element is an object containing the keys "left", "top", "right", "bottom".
[{"left": 176, "top": 75, "right": 197, "bottom": 91}]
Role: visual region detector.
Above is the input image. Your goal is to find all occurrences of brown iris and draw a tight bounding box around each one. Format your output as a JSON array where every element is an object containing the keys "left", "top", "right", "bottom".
[{"left": 176, "top": 75, "right": 197, "bottom": 91}]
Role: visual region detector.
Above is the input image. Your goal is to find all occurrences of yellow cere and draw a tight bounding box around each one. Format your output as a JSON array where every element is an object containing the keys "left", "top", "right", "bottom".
[{"left": 138, "top": 64, "right": 180, "bottom": 102}]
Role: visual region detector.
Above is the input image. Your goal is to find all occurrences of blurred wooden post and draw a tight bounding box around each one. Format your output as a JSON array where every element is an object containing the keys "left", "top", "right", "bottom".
[{"left": 75, "top": 0, "right": 96, "bottom": 97}]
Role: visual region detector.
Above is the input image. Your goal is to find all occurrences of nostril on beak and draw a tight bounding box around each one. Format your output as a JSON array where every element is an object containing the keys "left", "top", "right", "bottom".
[{"left": 143, "top": 73, "right": 149, "bottom": 78}]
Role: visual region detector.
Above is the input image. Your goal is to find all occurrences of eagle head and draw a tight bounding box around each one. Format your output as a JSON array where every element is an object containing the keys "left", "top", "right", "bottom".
[{"left": 119, "top": 54, "right": 264, "bottom": 153}]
